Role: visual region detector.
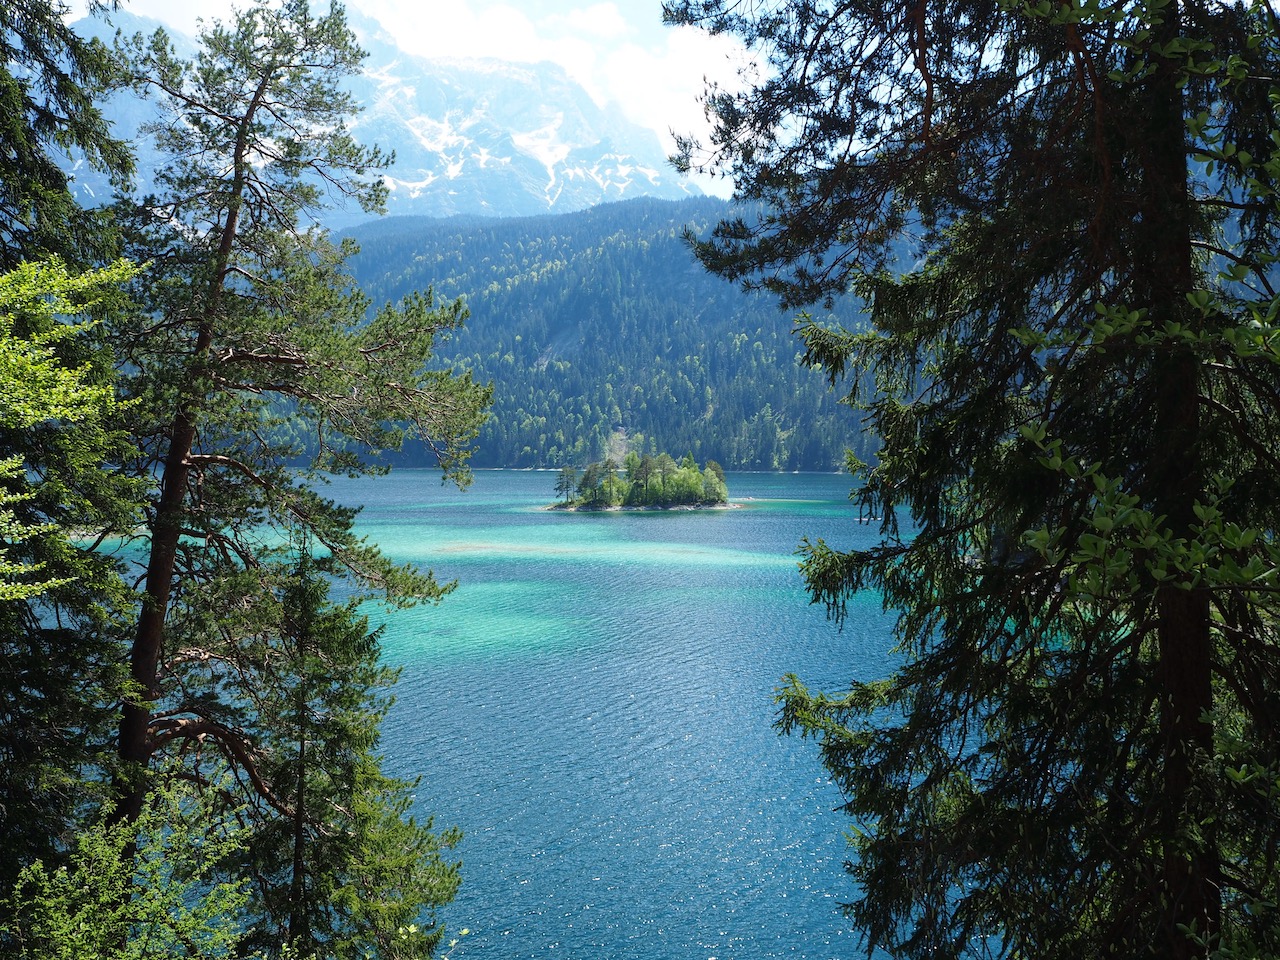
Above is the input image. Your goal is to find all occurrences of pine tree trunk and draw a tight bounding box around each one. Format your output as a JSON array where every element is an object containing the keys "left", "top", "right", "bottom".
[
  {"left": 289, "top": 596, "right": 310, "bottom": 950},
  {"left": 1139, "top": 3, "right": 1221, "bottom": 952},
  {"left": 289, "top": 728, "right": 308, "bottom": 948},
  {"left": 112, "top": 93, "right": 256, "bottom": 824},
  {"left": 113, "top": 394, "right": 202, "bottom": 824}
]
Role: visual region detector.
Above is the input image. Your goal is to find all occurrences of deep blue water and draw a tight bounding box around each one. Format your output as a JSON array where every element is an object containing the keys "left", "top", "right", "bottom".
[{"left": 329, "top": 470, "right": 896, "bottom": 960}]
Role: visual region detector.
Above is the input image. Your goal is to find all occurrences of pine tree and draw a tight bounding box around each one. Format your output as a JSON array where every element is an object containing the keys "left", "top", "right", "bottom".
[
  {"left": 108, "top": 0, "right": 489, "bottom": 828},
  {"left": 666, "top": 0, "right": 1280, "bottom": 956},
  {"left": 0, "top": 0, "right": 131, "bottom": 267},
  {"left": 236, "top": 552, "right": 460, "bottom": 959},
  {"left": 0, "top": 0, "right": 141, "bottom": 915}
]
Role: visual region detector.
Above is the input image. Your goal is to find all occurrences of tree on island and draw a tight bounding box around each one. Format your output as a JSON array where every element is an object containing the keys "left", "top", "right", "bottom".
[
  {"left": 554, "top": 452, "right": 728, "bottom": 508},
  {"left": 555, "top": 465, "right": 578, "bottom": 504},
  {"left": 602, "top": 457, "right": 620, "bottom": 504}
]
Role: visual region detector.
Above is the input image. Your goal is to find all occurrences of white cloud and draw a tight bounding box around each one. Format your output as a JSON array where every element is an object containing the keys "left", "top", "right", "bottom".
[
  {"left": 603, "top": 25, "right": 746, "bottom": 143},
  {"left": 550, "top": 3, "right": 629, "bottom": 41},
  {"left": 360, "top": 0, "right": 541, "bottom": 63},
  {"left": 117, "top": 0, "right": 240, "bottom": 36}
]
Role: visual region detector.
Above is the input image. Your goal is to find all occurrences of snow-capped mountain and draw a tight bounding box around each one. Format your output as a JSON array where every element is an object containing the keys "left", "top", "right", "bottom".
[
  {"left": 69, "top": 9, "right": 699, "bottom": 222},
  {"left": 349, "top": 55, "right": 696, "bottom": 218},
  {"left": 347, "top": 9, "right": 698, "bottom": 218}
]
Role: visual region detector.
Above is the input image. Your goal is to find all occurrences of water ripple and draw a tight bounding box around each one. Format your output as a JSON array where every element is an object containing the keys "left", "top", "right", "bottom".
[{"left": 338, "top": 471, "right": 893, "bottom": 960}]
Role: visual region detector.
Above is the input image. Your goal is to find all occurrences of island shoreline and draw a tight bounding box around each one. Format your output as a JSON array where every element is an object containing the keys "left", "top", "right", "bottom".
[{"left": 544, "top": 502, "right": 744, "bottom": 512}]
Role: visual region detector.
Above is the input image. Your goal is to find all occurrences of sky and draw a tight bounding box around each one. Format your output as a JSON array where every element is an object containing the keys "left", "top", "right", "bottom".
[{"left": 86, "top": 0, "right": 751, "bottom": 196}]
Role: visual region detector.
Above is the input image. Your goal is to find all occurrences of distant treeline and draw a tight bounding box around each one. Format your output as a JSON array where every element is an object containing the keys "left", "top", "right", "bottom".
[
  {"left": 346, "top": 197, "right": 871, "bottom": 471},
  {"left": 553, "top": 452, "right": 728, "bottom": 508}
]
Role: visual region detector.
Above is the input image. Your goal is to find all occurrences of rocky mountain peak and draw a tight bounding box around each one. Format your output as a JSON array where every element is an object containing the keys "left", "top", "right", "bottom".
[{"left": 69, "top": 8, "right": 699, "bottom": 223}]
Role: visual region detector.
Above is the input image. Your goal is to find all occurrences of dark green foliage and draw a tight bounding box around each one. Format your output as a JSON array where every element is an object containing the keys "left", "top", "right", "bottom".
[
  {"left": 669, "top": 0, "right": 1280, "bottom": 957},
  {"left": 0, "top": 0, "right": 130, "bottom": 268},
  {"left": 347, "top": 198, "right": 866, "bottom": 471},
  {"left": 235, "top": 556, "right": 460, "bottom": 959},
  {"left": 0, "top": 0, "right": 140, "bottom": 915}
]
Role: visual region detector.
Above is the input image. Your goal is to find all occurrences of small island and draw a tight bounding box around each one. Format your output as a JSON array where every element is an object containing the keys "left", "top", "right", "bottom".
[{"left": 550, "top": 452, "right": 729, "bottom": 510}]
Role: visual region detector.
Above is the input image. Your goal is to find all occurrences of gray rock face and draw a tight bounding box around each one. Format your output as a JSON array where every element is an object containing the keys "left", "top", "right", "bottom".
[{"left": 349, "top": 45, "right": 699, "bottom": 218}]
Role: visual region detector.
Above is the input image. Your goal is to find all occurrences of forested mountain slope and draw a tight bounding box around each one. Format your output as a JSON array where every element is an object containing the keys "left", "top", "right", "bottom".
[{"left": 347, "top": 197, "right": 866, "bottom": 470}]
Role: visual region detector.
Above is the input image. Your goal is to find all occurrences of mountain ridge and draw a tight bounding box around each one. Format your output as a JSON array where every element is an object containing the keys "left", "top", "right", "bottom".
[{"left": 67, "top": 8, "right": 699, "bottom": 221}]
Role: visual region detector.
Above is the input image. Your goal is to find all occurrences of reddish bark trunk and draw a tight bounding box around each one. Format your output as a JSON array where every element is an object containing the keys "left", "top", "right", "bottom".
[{"left": 111, "top": 80, "right": 261, "bottom": 823}]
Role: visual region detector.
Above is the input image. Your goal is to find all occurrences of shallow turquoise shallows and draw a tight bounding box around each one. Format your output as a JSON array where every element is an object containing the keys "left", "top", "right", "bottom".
[{"left": 328, "top": 469, "right": 896, "bottom": 960}]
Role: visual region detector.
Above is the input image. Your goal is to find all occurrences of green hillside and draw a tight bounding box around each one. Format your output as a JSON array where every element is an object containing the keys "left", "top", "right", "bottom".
[{"left": 346, "top": 197, "right": 867, "bottom": 470}]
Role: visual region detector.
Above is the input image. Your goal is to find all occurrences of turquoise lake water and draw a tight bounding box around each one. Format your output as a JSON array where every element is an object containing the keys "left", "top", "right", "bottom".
[{"left": 328, "top": 469, "right": 897, "bottom": 959}]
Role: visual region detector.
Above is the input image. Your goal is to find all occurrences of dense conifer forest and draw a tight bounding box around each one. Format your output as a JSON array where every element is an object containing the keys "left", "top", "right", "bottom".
[{"left": 345, "top": 198, "right": 868, "bottom": 471}]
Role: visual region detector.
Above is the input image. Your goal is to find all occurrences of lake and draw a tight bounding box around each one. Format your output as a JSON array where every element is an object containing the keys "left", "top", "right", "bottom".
[{"left": 328, "top": 469, "right": 896, "bottom": 960}]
